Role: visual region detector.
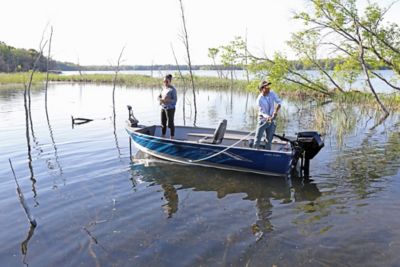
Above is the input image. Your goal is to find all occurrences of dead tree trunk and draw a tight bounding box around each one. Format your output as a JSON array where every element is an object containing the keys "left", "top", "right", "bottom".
[
  {"left": 171, "top": 43, "right": 187, "bottom": 125},
  {"left": 45, "top": 26, "right": 53, "bottom": 108},
  {"left": 112, "top": 47, "right": 125, "bottom": 158},
  {"left": 178, "top": 0, "right": 197, "bottom": 125},
  {"left": 244, "top": 29, "right": 250, "bottom": 83}
]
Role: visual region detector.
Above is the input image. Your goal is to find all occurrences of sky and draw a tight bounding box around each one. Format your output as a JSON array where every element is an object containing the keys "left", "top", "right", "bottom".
[{"left": 1, "top": 0, "right": 399, "bottom": 66}]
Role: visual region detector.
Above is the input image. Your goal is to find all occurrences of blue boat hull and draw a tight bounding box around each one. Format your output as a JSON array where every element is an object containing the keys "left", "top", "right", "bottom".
[{"left": 127, "top": 127, "right": 296, "bottom": 176}]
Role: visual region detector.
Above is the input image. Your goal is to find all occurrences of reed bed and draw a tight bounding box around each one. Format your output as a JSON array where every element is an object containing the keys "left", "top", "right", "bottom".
[{"left": 0, "top": 72, "right": 399, "bottom": 110}]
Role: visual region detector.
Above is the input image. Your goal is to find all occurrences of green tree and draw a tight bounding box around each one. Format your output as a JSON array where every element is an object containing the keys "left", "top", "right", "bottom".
[{"left": 207, "top": 47, "right": 222, "bottom": 78}]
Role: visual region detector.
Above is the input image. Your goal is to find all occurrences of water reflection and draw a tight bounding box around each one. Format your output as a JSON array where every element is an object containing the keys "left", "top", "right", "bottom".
[
  {"left": 161, "top": 183, "right": 179, "bottom": 218},
  {"left": 330, "top": 130, "right": 400, "bottom": 198},
  {"left": 23, "top": 85, "right": 38, "bottom": 206},
  {"left": 21, "top": 224, "right": 36, "bottom": 267},
  {"left": 45, "top": 95, "right": 64, "bottom": 182},
  {"left": 131, "top": 153, "right": 321, "bottom": 239}
]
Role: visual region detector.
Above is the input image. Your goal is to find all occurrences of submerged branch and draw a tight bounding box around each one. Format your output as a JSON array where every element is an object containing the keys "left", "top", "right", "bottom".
[{"left": 9, "top": 159, "right": 37, "bottom": 227}]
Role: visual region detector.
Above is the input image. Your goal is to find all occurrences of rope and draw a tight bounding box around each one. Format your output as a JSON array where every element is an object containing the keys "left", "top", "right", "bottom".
[{"left": 188, "top": 128, "right": 257, "bottom": 163}]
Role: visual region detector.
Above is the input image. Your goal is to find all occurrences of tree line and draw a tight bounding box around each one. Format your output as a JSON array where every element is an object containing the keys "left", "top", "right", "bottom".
[
  {"left": 0, "top": 42, "right": 244, "bottom": 73},
  {"left": 0, "top": 41, "right": 53, "bottom": 72}
]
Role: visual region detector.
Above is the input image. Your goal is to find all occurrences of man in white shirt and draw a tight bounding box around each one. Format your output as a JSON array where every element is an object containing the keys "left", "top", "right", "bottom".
[{"left": 254, "top": 80, "right": 282, "bottom": 150}]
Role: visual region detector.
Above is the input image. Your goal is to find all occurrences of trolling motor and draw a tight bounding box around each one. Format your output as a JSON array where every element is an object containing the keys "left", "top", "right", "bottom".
[
  {"left": 294, "top": 131, "right": 324, "bottom": 178},
  {"left": 127, "top": 105, "right": 139, "bottom": 127}
]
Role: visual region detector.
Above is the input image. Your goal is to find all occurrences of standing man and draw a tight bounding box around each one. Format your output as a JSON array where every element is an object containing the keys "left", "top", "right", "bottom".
[
  {"left": 254, "top": 80, "right": 282, "bottom": 150},
  {"left": 159, "top": 74, "right": 177, "bottom": 139}
]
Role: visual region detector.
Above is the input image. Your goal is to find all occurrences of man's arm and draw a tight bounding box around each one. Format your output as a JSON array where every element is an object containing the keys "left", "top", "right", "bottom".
[
  {"left": 271, "top": 92, "right": 282, "bottom": 120},
  {"left": 272, "top": 103, "right": 281, "bottom": 120},
  {"left": 160, "top": 91, "right": 172, "bottom": 104}
]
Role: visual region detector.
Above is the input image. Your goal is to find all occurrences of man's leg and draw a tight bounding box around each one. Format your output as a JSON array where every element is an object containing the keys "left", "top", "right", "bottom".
[
  {"left": 254, "top": 121, "right": 268, "bottom": 148},
  {"left": 166, "top": 109, "right": 176, "bottom": 138},
  {"left": 161, "top": 109, "right": 167, "bottom": 137},
  {"left": 265, "top": 121, "right": 276, "bottom": 150}
]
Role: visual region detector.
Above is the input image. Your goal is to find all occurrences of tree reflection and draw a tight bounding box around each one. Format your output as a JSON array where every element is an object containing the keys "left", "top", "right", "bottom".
[
  {"left": 330, "top": 129, "right": 400, "bottom": 198},
  {"left": 44, "top": 86, "right": 64, "bottom": 183},
  {"left": 23, "top": 83, "right": 38, "bottom": 206},
  {"left": 21, "top": 224, "right": 36, "bottom": 266}
]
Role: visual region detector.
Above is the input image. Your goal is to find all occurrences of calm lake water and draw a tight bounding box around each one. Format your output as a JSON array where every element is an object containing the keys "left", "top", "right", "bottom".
[
  {"left": 63, "top": 69, "right": 400, "bottom": 93},
  {"left": 0, "top": 83, "right": 399, "bottom": 266}
]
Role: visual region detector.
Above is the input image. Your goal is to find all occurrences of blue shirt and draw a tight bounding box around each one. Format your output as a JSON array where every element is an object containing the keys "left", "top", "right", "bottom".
[
  {"left": 256, "top": 91, "right": 282, "bottom": 121},
  {"left": 161, "top": 85, "right": 177, "bottom": 109}
]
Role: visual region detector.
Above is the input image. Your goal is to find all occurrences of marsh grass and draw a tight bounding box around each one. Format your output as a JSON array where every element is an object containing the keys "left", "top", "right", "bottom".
[
  {"left": 1, "top": 72, "right": 399, "bottom": 110},
  {"left": 332, "top": 91, "right": 400, "bottom": 112}
]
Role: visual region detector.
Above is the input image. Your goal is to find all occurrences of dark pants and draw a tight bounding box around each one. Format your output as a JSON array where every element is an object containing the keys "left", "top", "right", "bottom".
[{"left": 161, "top": 108, "right": 175, "bottom": 137}]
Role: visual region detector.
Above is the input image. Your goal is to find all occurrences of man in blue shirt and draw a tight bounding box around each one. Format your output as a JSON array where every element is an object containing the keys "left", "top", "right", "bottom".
[
  {"left": 159, "top": 74, "right": 177, "bottom": 139},
  {"left": 254, "top": 80, "right": 282, "bottom": 150}
]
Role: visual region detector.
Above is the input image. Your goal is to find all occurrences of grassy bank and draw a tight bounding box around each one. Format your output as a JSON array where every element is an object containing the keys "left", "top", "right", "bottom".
[
  {"left": 1, "top": 72, "right": 399, "bottom": 111},
  {"left": 0, "top": 72, "right": 247, "bottom": 90}
]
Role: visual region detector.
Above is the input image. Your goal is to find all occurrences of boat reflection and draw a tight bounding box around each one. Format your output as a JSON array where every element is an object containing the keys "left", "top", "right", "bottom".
[
  {"left": 132, "top": 152, "right": 321, "bottom": 201},
  {"left": 131, "top": 152, "right": 321, "bottom": 238}
]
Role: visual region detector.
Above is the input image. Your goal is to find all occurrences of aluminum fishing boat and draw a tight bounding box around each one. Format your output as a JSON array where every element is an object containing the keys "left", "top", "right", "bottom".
[{"left": 125, "top": 106, "right": 324, "bottom": 177}]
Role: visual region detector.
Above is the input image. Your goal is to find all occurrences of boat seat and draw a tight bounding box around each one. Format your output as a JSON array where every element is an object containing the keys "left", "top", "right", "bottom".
[{"left": 198, "top": 119, "right": 227, "bottom": 145}]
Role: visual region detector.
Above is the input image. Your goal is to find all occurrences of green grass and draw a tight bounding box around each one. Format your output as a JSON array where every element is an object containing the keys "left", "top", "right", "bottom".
[
  {"left": 1, "top": 72, "right": 399, "bottom": 111},
  {"left": 0, "top": 72, "right": 248, "bottom": 90},
  {"left": 332, "top": 91, "right": 400, "bottom": 111}
]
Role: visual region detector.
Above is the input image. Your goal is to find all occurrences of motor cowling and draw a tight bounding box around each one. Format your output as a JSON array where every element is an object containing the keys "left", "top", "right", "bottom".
[{"left": 296, "top": 131, "right": 324, "bottom": 159}]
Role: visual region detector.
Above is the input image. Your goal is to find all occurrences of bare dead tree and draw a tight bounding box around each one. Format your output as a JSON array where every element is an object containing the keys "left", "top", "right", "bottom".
[
  {"left": 25, "top": 37, "right": 47, "bottom": 145},
  {"left": 171, "top": 43, "right": 187, "bottom": 125},
  {"left": 45, "top": 26, "right": 53, "bottom": 108},
  {"left": 244, "top": 28, "right": 250, "bottom": 83},
  {"left": 178, "top": 0, "right": 197, "bottom": 125},
  {"left": 112, "top": 46, "right": 125, "bottom": 108},
  {"left": 112, "top": 46, "right": 125, "bottom": 159}
]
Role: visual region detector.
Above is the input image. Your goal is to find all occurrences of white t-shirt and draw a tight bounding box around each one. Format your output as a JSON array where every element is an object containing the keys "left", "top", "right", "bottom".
[{"left": 256, "top": 91, "right": 282, "bottom": 121}]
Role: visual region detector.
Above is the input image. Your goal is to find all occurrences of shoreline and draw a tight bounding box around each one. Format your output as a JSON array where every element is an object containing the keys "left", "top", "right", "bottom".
[{"left": 0, "top": 72, "right": 399, "bottom": 111}]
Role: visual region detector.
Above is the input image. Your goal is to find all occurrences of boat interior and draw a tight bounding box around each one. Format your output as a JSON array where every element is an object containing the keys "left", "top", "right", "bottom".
[{"left": 131, "top": 120, "right": 292, "bottom": 152}]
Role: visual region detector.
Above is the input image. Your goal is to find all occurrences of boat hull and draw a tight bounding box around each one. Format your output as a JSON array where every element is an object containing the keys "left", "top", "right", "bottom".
[{"left": 127, "top": 128, "right": 295, "bottom": 177}]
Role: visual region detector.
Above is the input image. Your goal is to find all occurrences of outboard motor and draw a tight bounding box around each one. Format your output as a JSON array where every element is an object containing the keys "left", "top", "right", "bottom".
[
  {"left": 127, "top": 105, "right": 139, "bottom": 127},
  {"left": 295, "top": 131, "right": 324, "bottom": 177}
]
